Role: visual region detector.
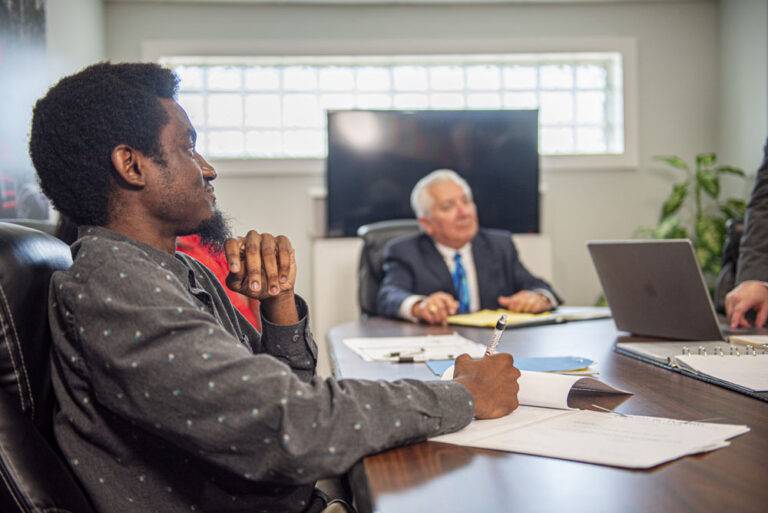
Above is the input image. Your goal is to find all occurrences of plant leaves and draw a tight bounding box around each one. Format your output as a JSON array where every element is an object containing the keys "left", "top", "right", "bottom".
[
  {"left": 634, "top": 226, "right": 656, "bottom": 238},
  {"left": 669, "top": 225, "right": 689, "bottom": 239},
  {"left": 660, "top": 182, "right": 688, "bottom": 219},
  {"left": 654, "top": 155, "right": 689, "bottom": 171},
  {"left": 695, "top": 245, "right": 712, "bottom": 268},
  {"left": 654, "top": 216, "right": 689, "bottom": 239},
  {"left": 719, "top": 198, "right": 747, "bottom": 220},
  {"left": 696, "top": 170, "right": 720, "bottom": 198},
  {"left": 695, "top": 216, "right": 725, "bottom": 254},
  {"left": 696, "top": 153, "right": 717, "bottom": 169},
  {"left": 716, "top": 165, "right": 745, "bottom": 177},
  {"left": 699, "top": 246, "right": 721, "bottom": 276}
]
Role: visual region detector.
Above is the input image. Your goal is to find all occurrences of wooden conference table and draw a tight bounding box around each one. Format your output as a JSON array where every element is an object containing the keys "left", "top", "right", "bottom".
[{"left": 327, "top": 317, "right": 768, "bottom": 513}]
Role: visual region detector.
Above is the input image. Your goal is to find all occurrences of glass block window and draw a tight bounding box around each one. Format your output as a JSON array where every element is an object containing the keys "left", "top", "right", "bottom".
[{"left": 161, "top": 53, "right": 623, "bottom": 159}]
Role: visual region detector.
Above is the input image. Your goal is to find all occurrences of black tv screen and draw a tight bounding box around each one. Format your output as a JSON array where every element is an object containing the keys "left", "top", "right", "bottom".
[{"left": 326, "top": 110, "right": 539, "bottom": 237}]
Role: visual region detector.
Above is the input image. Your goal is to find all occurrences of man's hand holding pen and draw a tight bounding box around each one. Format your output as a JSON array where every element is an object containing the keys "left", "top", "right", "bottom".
[
  {"left": 453, "top": 313, "right": 520, "bottom": 420},
  {"left": 453, "top": 353, "right": 521, "bottom": 419}
]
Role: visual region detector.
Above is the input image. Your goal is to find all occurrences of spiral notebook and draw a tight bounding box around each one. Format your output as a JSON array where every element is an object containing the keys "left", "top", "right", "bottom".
[{"left": 615, "top": 340, "right": 768, "bottom": 401}]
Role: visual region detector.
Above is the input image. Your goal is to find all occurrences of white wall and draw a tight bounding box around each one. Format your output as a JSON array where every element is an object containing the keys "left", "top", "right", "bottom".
[
  {"left": 41, "top": 0, "right": 105, "bottom": 222},
  {"left": 103, "top": 0, "right": 720, "bottom": 311},
  {"left": 718, "top": 0, "right": 767, "bottom": 192},
  {"left": 46, "top": 0, "right": 105, "bottom": 82}
]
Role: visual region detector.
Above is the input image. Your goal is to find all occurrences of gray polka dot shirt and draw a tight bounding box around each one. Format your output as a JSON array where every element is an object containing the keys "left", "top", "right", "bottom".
[{"left": 49, "top": 226, "right": 474, "bottom": 513}]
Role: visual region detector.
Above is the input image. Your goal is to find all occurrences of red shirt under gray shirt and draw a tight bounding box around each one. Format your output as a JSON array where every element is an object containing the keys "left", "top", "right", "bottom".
[{"left": 48, "top": 226, "right": 473, "bottom": 513}]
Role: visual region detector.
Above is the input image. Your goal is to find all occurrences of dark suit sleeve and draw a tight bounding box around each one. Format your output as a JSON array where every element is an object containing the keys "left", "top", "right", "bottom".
[
  {"left": 376, "top": 243, "right": 418, "bottom": 319},
  {"left": 736, "top": 142, "right": 768, "bottom": 284},
  {"left": 506, "top": 238, "right": 562, "bottom": 304}
]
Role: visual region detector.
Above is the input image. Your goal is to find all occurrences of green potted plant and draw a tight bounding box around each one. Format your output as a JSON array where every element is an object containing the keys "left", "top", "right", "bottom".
[{"left": 637, "top": 152, "right": 747, "bottom": 290}]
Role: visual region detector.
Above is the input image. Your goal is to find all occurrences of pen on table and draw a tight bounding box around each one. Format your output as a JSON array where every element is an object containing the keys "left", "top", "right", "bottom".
[
  {"left": 387, "top": 354, "right": 456, "bottom": 363},
  {"left": 386, "top": 348, "right": 425, "bottom": 357},
  {"left": 485, "top": 314, "right": 509, "bottom": 356}
]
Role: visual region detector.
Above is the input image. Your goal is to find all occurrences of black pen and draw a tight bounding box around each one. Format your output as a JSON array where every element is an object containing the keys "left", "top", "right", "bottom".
[
  {"left": 388, "top": 353, "right": 455, "bottom": 363},
  {"left": 386, "top": 348, "right": 425, "bottom": 357}
]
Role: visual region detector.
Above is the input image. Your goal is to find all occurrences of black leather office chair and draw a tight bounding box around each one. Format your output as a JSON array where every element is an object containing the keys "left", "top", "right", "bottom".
[
  {"left": 714, "top": 218, "right": 744, "bottom": 313},
  {"left": 0, "top": 221, "right": 96, "bottom": 513},
  {"left": 356, "top": 219, "right": 420, "bottom": 315}
]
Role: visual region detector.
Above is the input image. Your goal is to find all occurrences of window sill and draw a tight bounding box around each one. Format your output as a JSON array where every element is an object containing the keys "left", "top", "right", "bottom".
[{"left": 210, "top": 153, "right": 638, "bottom": 177}]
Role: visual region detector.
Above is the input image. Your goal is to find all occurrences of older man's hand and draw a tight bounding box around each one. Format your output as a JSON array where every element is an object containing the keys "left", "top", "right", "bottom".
[
  {"left": 498, "top": 290, "right": 552, "bottom": 314},
  {"left": 412, "top": 292, "right": 459, "bottom": 325}
]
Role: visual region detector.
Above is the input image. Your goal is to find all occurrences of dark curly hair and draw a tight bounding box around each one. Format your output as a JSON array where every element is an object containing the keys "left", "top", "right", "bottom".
[{"left": 29, "top": 62, "right": 179, "bottom": 226}]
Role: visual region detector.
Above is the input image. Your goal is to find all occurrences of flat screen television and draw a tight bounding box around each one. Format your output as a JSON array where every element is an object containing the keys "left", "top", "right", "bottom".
[{"left": 326, "top": 109, "right": 540, "bottom": 237}]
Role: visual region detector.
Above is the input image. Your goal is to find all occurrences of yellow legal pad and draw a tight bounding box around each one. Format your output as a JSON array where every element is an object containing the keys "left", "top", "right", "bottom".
[{"left": 447, "top": 309, "right": 553, "bottom": 328}]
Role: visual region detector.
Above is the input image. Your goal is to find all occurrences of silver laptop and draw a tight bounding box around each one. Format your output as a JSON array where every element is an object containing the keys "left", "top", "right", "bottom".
[{"left": 587, "top": 240, "right": 730, "bottom": 341}]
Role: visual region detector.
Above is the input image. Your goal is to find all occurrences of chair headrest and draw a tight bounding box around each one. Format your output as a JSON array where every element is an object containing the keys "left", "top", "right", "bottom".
[
  {"left": 357, "top": 219, "right": 420, "bottom": 315},
  {"left": 0, "top": 222, "right": 71, "bottom": 428},
  {"left": 358, "top": 219, "right": 420, "bottom": 279}
]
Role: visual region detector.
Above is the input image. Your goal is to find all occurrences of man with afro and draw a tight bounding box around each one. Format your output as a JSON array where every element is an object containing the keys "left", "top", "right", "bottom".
[{"left": 30, "top": 62, "right": 521, "bottom": 513}]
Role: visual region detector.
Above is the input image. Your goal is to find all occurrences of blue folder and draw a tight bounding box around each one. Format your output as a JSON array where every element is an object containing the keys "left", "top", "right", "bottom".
[{"left": 425, "top": 356, "right": 594, "bottom": 377}]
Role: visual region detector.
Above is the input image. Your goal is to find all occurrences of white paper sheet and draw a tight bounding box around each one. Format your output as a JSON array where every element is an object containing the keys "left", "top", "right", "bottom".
[
  {"left": 676, "top": 355, "right": 768, "bottom": 391},
  {"left": 342, "top": 333, "right": 486, "bottom": 362},
  {"left": 441, "top": 367, "right": 631, "bottom": 410},
  {"left": 431, "top": 406, "right": 750, "bottom": 469},
  {"left": 555, "top": 306, "right": 612, "bottom": 321}
]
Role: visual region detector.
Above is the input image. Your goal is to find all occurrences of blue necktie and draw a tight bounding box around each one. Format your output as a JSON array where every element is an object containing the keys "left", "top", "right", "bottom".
[{"left": 452, "top": 252, "right": 470, "bottom": 314}]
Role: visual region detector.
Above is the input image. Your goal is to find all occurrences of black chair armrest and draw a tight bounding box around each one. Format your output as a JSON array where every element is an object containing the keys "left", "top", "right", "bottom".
[{"left": 0, "top": 390, "right": 95, "bottom": 513}]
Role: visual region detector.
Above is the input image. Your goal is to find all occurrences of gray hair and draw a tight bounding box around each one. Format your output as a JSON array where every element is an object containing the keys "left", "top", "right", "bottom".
[{"left": 410, "top": 169, "right": 473, "bottom": 218}]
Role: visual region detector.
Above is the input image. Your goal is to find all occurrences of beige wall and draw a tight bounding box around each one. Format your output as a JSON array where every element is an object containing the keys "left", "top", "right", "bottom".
[
  {"left": 46, "top": 0, "right": 105, "bottom": 82},
  {"left": 101, "top": 0, "right": 720, "bottom": 307},
  {"left": 718, "top": 0, "right": 767, "bottom": 195}
]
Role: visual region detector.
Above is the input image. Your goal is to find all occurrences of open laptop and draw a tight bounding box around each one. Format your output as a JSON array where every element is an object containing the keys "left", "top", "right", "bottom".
[{"left": 587, "top": 239, "right": 765, "bottom": 341}]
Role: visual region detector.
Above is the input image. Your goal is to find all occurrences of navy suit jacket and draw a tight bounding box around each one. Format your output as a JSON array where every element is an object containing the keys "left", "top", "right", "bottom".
[{"left": 376, "top": 228, "right": 560, "bottom": 319}]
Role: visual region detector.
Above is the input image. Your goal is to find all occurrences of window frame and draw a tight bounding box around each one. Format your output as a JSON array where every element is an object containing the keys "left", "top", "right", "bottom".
[{"left": 143, "top": 37, "right": 638, "bottom": 175}]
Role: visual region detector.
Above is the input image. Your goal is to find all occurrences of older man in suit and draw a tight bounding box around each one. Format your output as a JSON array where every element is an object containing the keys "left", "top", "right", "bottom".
[
  {"left": 376, "top": 169, "right": 560, "bottom": 325},
  {"left": 726, "top": 139, "right": 768, "bottom": 328}
]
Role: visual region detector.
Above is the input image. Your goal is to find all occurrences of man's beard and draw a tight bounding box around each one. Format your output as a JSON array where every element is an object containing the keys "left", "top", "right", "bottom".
[{"left": 195, "top": 209, "right": 232, "bottom": 253}]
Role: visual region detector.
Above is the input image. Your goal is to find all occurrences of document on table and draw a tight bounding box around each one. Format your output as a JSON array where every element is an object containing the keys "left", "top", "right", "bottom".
[
  {"left": 342, "top": 333, "right": 486, "bottom": 362},
  {"left": 447, "top": 310, "right": 552, "bottom": 328},
  {"left": 517, "top": 371, "right": 629, "bottom": 409},
  {"left": 447, "top": 306, "right": 611, "bottom": 329},
  {"left": 431, "top": 406, "right": 749, "bottom": 469},
  {"left": 441, "top": 368, "right": 631, "bottom": 410}
]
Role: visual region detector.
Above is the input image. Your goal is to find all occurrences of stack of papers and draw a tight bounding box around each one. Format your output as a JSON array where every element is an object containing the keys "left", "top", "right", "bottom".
[
  {"left": 431, "top": 407, "right": 749, "bottom": 469},
  {"left": 343, "top": 333, "right": 485, "bottom": 362},
  {"left": 434, "top": 367, "right": 748, "bottom": 468}
]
